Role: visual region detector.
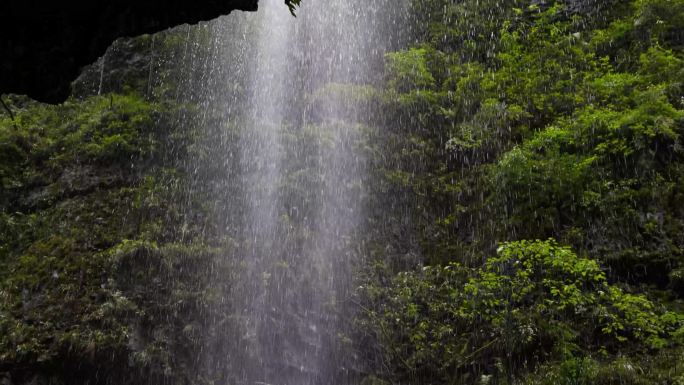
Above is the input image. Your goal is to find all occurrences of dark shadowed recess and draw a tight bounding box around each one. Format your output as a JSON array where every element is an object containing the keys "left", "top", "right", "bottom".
[{"left": 0, "top": 0, "right": 258, "bottom": 103}]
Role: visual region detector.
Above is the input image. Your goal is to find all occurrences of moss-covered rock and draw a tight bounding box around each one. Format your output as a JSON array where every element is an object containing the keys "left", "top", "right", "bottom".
[{"left": 0, "top": 89, "right": 239, "bottom": 384}]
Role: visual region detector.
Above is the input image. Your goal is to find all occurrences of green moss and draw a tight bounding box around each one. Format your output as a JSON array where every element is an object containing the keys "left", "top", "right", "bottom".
[{"left": 0, "top": 89, "right": 232, "bottom": 384}]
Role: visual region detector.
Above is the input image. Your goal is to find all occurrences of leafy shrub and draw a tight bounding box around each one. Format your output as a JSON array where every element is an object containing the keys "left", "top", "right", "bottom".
[{"left": 359, "top": 240, "right": 682, "bottom": 384}]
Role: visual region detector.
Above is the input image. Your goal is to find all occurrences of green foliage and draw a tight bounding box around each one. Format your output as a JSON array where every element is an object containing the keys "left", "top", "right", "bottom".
[
  {"left": 366, "top": 0, "right": 684, "bottom": 273},
  {"left": 359, "top": 240, "right": 682, "bottom": 384},
  {"left": 385, "top": 48, "right": 436, "bottom": 93},
  {"left": 519, "top": 351, "right": 684, "bottom": 385},
  {"left": 1, "top": 0, "right": 683, "bottom": 383},
  {"left": 0, "top": 90, "right": 235, "bottom": 384},
  {"left": 360, "top": 0, "right": 684, "bottom": 382}
]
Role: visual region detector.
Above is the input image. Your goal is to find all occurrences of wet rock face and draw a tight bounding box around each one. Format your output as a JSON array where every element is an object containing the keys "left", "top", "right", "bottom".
[{"left": 0, "top": 0, "right": 258, "bottom": 103}]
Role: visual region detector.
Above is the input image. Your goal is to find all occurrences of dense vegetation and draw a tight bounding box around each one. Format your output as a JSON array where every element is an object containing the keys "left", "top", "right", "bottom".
[
  {"left": 357, "top": 0, "right": 684, "bottom": 383},
  {"left": 0, "top": 30, "right": 249, "bottom": 383},
  {"left": 0, "top": 93, "right": 235, "bottom": 383},
  {"left": 1, "top": 0, "right": 683, "bottom": 384}
]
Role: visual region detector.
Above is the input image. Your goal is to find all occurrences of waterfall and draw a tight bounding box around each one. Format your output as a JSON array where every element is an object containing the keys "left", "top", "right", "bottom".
[{"left": 165, "top": 0, "right": 407, "bottom": 383}]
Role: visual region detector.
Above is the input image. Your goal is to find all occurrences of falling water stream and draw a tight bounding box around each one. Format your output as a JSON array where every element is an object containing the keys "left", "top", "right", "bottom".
[{"left": 170, "top": 0, "right": 407, "bottom": 383}]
